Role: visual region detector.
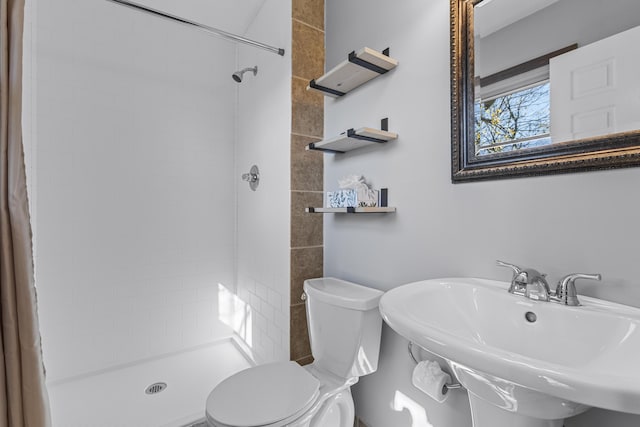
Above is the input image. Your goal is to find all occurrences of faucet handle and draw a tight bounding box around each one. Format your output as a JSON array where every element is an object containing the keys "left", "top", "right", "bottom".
[
  {"left": 497, "top": 260, "right": 526, "bottom": 294},
  {"left": 496, "top": 260, "right": 523, "bottom": 275},
  {"left": 555, "top": 273, "right": 602, "bottom": 306}
]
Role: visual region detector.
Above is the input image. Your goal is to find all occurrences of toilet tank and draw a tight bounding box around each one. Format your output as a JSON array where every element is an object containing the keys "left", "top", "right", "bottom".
[{"left": 303, "top": 277, "right": 384, "bottom": 379}]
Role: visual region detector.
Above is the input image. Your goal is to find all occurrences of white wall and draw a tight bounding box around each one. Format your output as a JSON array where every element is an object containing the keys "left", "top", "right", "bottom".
[
  {"left": 31, "top": 0, "right": 238, "bottom": 381},
  {"left": 475, "top": 0, "right": 640, "bottom": 76},
  {"left": 235, "top": 0, "right": 291, "bottom": 364},
  {"left": 324, "top": 0, "right": 640, "bottom": 426}
]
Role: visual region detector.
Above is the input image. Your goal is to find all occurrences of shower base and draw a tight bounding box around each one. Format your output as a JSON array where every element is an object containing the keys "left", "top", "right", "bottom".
[{"left": 47, "top": 337, "right": 253, "bottom": 427}]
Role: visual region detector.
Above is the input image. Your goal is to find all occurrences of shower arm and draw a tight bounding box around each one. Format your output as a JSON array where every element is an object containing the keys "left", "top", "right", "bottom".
[{"left": 104, "top": 0, "right": 285, "bottom": 57}]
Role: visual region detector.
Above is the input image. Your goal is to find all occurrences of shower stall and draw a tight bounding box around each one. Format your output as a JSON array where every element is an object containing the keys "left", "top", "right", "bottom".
[{"left": 23, "top": 0, "right": 291, "bottom": 425}]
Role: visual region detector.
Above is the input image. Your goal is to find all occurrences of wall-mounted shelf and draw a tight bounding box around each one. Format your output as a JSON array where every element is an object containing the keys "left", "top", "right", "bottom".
[
  {"left": 307, "top": 47, "right": 398, "bottom": 97},
  {"left": 306, "top": 207, "right": 396, "bottom": 214},
  {"left": 307, "top": 118, "right": 397, "bottom": 154}
]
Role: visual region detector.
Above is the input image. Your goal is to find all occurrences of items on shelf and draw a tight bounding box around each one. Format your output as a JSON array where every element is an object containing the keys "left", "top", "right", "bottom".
[
  {"left": 326, "top": 175, "right": 379, "bottom": 208},
  {"left": 305, "top": 46, "right": 398, "bottom": 215},
  {"left": 307, "top": 175, "right": 393, "bottom": 214}
]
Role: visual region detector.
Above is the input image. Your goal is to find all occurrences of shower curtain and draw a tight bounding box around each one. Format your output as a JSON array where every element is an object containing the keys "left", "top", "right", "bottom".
[{"left": 0, "top": 0, "right": 51, "bottom": 425}]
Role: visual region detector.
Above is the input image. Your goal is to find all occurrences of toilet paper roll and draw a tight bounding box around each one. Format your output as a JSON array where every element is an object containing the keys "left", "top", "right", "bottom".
[{"left": 412, "top": 360, "right": 452, "bottom": 403}]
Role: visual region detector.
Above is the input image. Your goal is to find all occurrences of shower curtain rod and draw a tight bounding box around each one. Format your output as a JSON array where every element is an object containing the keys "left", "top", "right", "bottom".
[{"left": 105, "top": 0, "right": 285, "bottom": 56}]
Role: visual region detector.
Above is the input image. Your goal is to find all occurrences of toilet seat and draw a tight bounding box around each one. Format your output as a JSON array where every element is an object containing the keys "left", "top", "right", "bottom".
[{"left": 206, "top": 361, "right": 320, "bottom": 427}]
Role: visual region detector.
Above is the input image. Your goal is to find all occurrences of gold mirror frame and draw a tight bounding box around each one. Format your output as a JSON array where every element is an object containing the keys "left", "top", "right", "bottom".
[{"left": 450, "top": 0, "right": 640, "bottom": 182}]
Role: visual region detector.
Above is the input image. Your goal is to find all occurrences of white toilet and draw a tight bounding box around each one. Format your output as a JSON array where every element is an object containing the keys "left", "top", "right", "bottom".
[{"left": 205, "top": 277, "right": 384, "bottom": 427}]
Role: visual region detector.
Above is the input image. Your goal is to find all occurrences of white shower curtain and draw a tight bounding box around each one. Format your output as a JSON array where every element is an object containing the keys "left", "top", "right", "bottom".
[{"left": 0, "top": 0, "right": 51, "bottom": 425}]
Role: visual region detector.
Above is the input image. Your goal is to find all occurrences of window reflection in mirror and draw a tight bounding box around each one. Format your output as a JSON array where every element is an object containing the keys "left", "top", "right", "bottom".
[{"left": 475, "top": 80, "right": 551, "bottom": 156}]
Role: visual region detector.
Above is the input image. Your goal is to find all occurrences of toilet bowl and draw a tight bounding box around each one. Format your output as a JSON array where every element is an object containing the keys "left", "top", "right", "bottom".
[
  {"left": 205, "top": 362, "right": 355, "bottom": 427},
  {"left": 205, "top": 277, "right": 384, "bottom": 427}
]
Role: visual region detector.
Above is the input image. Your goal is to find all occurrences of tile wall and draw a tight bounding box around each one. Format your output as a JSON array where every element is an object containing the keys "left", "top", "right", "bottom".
[{"left": 290, "top": 0, "right": 325, "bottom": 365}]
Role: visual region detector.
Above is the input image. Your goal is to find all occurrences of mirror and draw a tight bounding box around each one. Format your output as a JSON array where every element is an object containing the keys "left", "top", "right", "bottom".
[{"left": 451, "top": 0, "right": 640, "bottom": 182}]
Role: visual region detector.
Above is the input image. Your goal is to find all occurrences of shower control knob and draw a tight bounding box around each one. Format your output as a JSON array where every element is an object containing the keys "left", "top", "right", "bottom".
[
  {"left": 242, "top": 173, "right": 258, "bottom": 182},
  {"left": 242, "top": 165, "right": 260, "bottom": 191}
]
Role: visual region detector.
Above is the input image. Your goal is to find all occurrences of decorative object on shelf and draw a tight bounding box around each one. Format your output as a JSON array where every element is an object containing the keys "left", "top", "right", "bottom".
[
  {"left": 326, "top": 189, "right": 358, "bottom": 208},
  {"left": 379, "top": 188, "right": 388, "bottom": 207},
  {"left": 307, "top": 47, "right": 398, "bottom": 97},
  {"left": 307, "top": 118, "right": 397, "bottom": 154},
  {"left": 326, "top": 175, "right": 379, "bottom": 208},
  {"left": 356, "top": 185, "right": 379, "bottom": 207}
]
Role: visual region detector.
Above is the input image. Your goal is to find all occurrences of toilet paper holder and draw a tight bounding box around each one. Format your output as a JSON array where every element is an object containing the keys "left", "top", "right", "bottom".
[{"left": 408, "top": 342, "right": 462, "bottom": 391}]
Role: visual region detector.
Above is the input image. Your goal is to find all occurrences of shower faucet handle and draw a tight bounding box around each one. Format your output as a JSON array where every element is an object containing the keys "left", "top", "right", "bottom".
[
  {"left": 242, "top": 172, "right": 258, "bottom": 183},
  {"left": 241, "top": 165, "right": 260, "bottom": 191}
]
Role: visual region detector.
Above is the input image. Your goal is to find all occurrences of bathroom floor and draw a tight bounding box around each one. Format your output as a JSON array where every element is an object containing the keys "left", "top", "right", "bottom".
[{"left": 47, "top": 338, "right": 252, "bottom": 427}]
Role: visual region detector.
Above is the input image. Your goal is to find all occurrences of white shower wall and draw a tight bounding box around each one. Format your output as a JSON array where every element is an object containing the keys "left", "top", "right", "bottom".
[
  {"left": 30, "top": 0, "right": 239, "bottom": 381},
  {"left": 235, "top": 0, "right": 292, "bottom": 364}
]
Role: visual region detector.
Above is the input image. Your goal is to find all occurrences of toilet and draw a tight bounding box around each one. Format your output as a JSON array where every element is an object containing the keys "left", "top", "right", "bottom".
[{"left": 205, "top": 277, "right": 384, "bottom": 427}]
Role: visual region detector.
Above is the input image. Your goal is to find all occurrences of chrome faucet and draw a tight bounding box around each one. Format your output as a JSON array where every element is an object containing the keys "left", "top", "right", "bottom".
[
  {"left": 555, "top": 273, "right": 601, "bottom": 306},
  {"left": 497, "top": 260, "right": 602, "bottom": 306},
  {"left": 497, "top": 260, "right": 552, "bottom": 301}
]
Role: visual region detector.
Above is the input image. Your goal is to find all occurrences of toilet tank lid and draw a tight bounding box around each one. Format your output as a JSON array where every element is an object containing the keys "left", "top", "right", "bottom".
[{"left": 304, "top": 277, "right": 384, "bottom": 311}]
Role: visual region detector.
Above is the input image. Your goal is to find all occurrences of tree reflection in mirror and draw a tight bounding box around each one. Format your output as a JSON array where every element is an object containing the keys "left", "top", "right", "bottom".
[{"left": 474, "top": 81, "right": 551, "bottom": 156}]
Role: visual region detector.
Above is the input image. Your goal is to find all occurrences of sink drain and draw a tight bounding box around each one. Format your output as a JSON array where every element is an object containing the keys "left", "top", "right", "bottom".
[
  {"left": 145, "top": 382, "right": 167, "bottom": 395},
  {"left": 524, "top": 311, "right": 537, "bottom": 323}
]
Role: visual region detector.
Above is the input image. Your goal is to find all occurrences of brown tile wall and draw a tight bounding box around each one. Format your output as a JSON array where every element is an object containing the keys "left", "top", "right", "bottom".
[{"left": 290, "top": 0, "right": 324, "bottom": 365}]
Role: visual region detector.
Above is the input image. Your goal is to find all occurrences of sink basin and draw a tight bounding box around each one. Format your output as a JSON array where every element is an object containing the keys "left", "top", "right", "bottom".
[{"left": 380, "top": 278, "right": 640, "bottom": 426}]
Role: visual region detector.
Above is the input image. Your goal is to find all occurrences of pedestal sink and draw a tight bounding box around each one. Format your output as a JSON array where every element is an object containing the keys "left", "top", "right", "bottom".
[{"left": 379, "top": 278, "right": 640, "bottom": 427}]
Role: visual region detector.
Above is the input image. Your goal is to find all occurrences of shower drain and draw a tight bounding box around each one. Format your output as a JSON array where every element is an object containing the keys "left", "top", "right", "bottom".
[{"left": 145, "top": 382, "right": 167, "bottom": 395}]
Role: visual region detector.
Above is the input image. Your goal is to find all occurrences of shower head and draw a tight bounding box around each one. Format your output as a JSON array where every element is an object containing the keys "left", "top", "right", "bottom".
[{"left": 232, "top": 66, "right": 258, "bottom": 83}]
